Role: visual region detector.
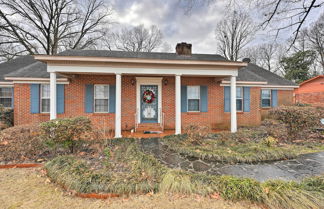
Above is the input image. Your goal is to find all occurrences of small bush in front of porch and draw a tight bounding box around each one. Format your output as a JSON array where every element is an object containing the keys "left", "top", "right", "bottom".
[
  {"left": 40, "top": 117, "right": 92, "bottom": 153},
  {"left": 184, "top": 125, "right": 210, "bottom": 145}
]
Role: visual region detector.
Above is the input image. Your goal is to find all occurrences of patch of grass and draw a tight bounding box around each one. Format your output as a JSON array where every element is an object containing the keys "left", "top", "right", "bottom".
[
  {"left": 45, "top": 138, "right": 167, "bottom": 195},
  {"left": 45, "top": 138, "right": 324, "bottom": 209},
  {"left": 159, "top": 169, "right": 324, "bottom": 209},
  {"left": 162, "top": 134, "right": 324, "bottom": 164}
]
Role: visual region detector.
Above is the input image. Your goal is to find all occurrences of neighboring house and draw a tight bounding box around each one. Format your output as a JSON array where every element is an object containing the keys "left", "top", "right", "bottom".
[
  {"left": 0, "top": 56, "right": 36, "bottom": 108},
  {"left": 4, "top": 43, "right": 298, "bottom": 137},
  {"left": 295, "top": 75, "right": 324, "bottom": 107}
]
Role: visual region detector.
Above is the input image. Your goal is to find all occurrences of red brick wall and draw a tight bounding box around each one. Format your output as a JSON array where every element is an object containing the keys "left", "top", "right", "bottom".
[
  {"left": 295, "top": 77, "right": 324, "bottom": 107},
  {"left": 14, "top": 76, "right": 293, "bottom": 131}
]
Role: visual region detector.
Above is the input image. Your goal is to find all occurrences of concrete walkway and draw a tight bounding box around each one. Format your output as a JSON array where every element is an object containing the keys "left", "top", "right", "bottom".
[
  {"left": 216, "top": 152, "right": 324, "bottom": 181},
  {"left": 140, "top": 138, "right": 324, "bottom": 182}
]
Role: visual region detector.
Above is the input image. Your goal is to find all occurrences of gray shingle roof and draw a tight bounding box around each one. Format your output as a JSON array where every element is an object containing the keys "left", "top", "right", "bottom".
[
  {"left": 59, "top": 50, "right": 229, "bottom": 62},
  {"left": 4, "top": 50, "right": 297, "bottom": 87},
  {"left": 245, "top": 63, "right": 297, "bottom": 86},
  {"left": 0, "top": 56, "right": 36, "bottom": 81}
]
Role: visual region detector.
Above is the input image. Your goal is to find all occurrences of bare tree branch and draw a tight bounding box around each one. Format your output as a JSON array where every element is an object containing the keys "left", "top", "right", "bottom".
[
  {"left": 112, "top": 25, "right": 163, "bottom": 52},
  {"left": 215, "top": 10, "right": 257, "bottom": 61},
  {"left": 0, "top": 0, "right": 111, "bottom": 57}
]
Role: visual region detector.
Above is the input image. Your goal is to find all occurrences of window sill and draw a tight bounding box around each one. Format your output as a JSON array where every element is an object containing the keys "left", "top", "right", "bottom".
[
  {"left": 91, "top": 113, "right": 114, "bottom": 115},
  {"left": 261, "top": 107, "right": 272, "bottom": 110},
  {"left": 185, "top": 112, "right": 201, "bottom": 115}
]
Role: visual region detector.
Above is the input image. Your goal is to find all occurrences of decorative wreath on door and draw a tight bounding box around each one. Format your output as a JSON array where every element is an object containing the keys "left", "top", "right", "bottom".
[{"left": 143, "top": 90, "right": 156, "bottom": 104}]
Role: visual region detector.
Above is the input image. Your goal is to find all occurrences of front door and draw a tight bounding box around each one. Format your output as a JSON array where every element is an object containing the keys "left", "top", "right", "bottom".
[{"left": 140, "top": 85, "right": 158, "bottom": 123}]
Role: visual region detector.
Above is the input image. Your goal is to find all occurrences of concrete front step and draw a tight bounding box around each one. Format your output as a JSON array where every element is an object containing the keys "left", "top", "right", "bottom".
[{"left": 136, "top": 123, "right": 163, "bottom": 132}]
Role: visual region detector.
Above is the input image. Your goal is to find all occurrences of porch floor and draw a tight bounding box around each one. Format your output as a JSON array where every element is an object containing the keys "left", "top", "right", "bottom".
[{"left": 121, "top": 129, "right": 224, "bottom": 139}]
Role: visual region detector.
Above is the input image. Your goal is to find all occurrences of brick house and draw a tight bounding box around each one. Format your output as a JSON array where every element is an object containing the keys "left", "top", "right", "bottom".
[
  {"left": 3, "top": 43, "right": 298, "bottom": 137},
  {"left": 295, "top": 75, "right": 324, "bottom": 107}
]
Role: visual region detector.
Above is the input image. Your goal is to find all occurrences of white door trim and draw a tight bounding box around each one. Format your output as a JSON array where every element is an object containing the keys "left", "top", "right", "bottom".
[{"left": 136, "top": 77, "right": 162, "bottom": 123}]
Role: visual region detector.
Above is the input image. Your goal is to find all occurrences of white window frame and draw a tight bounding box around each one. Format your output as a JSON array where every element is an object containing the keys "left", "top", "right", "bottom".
[
  {"left": 40, "top": 84, "right": 50, "bottom": 113},
  {"left": 236, "top": 87, "right": 243, "bottom": 112},
  {"left": 0, "top": 87, "right": 13, "bottom": 108},
  {"left": 187, "top": 85, "right": 200, "bottom": 112},
  {"left": 94, "top": 84, "right": 109, "bottom": 113},
  {"left": 261, "top": 89, "right": 272, "bottom": 108}
]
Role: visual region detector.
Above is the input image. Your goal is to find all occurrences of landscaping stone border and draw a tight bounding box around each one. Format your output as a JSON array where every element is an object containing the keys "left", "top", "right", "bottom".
[{"left": 0, "top": 163, "right": 42, "bottom": 169}]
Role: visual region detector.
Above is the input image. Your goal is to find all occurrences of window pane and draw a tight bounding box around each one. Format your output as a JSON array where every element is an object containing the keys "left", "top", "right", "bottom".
[
  {"left": 236, "top": 87, "right": 243, "bottom": 98},
  {"left": 41, "top": 85, "right": 50, "bottom": 98},
  {"left": 187, "top": 86, "right": 200, "bottom": 99},
  {"left": 95, "top": 99, "right": 108, "bottom": 112},
  {"left": 0, "top": 98, "right": 12, "bottom": 108},
  {"left": 42, "top": 99, "right": 50, "bottom": 112},
  {"left": 188, "top": 99, "right": 199, "bottom": 111},
  {"left": 262, "top": 99, "right": 271, "bottom": 107},
  {"left": 261, "top": 89, "right": 271, "bottom": 98},
  {"left": 236, "top": 99, "right": 243, "bottom": 111},
  {"left": 95, "top": 85, "right": 109, "bottom": 99},
  {"left": 0, "top": 88, "right": 12, "bottom": 97}
]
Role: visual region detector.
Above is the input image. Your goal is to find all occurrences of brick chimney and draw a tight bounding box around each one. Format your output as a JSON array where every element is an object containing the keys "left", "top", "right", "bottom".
[{"left": 176, "top": 42, "right": 192, "bottom": 56}]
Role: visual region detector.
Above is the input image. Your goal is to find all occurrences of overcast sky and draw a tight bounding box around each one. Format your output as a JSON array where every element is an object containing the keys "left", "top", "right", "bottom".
[{"left": 108, "top": 0, "right": 323, "bottom": 54}]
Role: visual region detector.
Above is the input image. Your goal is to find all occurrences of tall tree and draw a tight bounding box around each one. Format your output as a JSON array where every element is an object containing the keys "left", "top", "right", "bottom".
[
  {"left": 307, "top": 13, "right": 324, "bottom": 72},
  {"left": 179, "top": 0, "right": 324, "bottom": 44},
  {"left": 215, "top": 10, "right": 256, "bottom": 61},
  {"left": 0, "top": 0, "right": 111, "bottom": 56},
  {"left": 111, "top": 25, "right": 163, "bottom": 52},
  {"left": 280, "top": 50, "right": 317, "bottom": 83}
]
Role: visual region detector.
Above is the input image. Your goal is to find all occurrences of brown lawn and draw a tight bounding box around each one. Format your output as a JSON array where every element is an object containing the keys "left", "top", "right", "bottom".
[{"left": 0, "top": 168, "right": 261, "bottom": 209}]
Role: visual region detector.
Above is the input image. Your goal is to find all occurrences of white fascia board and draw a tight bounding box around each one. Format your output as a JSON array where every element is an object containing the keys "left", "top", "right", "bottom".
[
  {"left": 12, "top": 81, "right": 69, "bottom": 84},
  {"left": 221, "top": 83, "right": 298, "bottom": 90},
  {"left": 47, "top": 65, "right": 238, "bottom": 76}
]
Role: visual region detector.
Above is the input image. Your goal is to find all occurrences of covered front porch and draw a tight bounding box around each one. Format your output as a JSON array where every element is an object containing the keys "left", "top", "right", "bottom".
[{"left": 34, "top": 54, "right": 247, "bottom": 138}]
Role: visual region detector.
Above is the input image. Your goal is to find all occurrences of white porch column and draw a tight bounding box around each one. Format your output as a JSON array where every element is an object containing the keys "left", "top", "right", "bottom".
[
  {"left": 50, "top": 72, "right": 57, "bottom": 120},
  {"left": 230, "top": 75, "right": 237, "bottom": 133},
  {"left": 115, "top": 73, "right": 122, "bottom": 138},
  {"left": 175, "top": 74, "right": 181, "bottom": 134}
]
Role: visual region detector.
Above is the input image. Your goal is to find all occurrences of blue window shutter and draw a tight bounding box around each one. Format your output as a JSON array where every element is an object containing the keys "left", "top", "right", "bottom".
[
  {"left": 271, "top": 90, "right": 278, "bottom": 107},
  {"left": 109, "top": 85, "right": 116, "bottom": 113},
  {"left": 181, "top": 86, "right": 187, "bottom": 112},
  {"left": 224, "top": 86, "right": 231, "bottom": 112},
  {"left": 30, "top": 84, "right": 40, "bottom": 114},
  {"left": 11, "top": 87, "right": 14, "bottom": 109},
  {"left": 200, "top": 86, "right": 208, "bottom": 112},
  {"left": 85, "top": 84, "right": 94, "bottom": 113},
  {"left": 243, "top": 87, "right": 250, "bottom": 112},
  {"left": 56, "top": 84, "right": 64, "bottom": 114}
]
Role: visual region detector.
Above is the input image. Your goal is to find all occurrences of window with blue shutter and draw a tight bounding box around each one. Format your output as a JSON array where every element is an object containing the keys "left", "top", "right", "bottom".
[
  {"left": 224, "top": 86, "right": 230, "bottom": 112},
  {"left": 109, "top": 85, "right": 116, "bottom": 113},
  {"left": 243, "top": 87, "right": 250, "bottom": 112},
  {"left": 85, "top": 84, "right": 94, "bottom": 113},
  {"left": 56, "top": 84, "right": 64, "bottom": 114},
  {"left": 200, "top": 86, "right": 208, "bottom": 112},
  {"left": 30, "top": 84, "right": 40, "bottom": 114},
  {"left": 181, "top": 86, "right": 187, "bottom": 112},
  {"left": 271, "top": 90, "right": 278, "bottom": 107}
]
